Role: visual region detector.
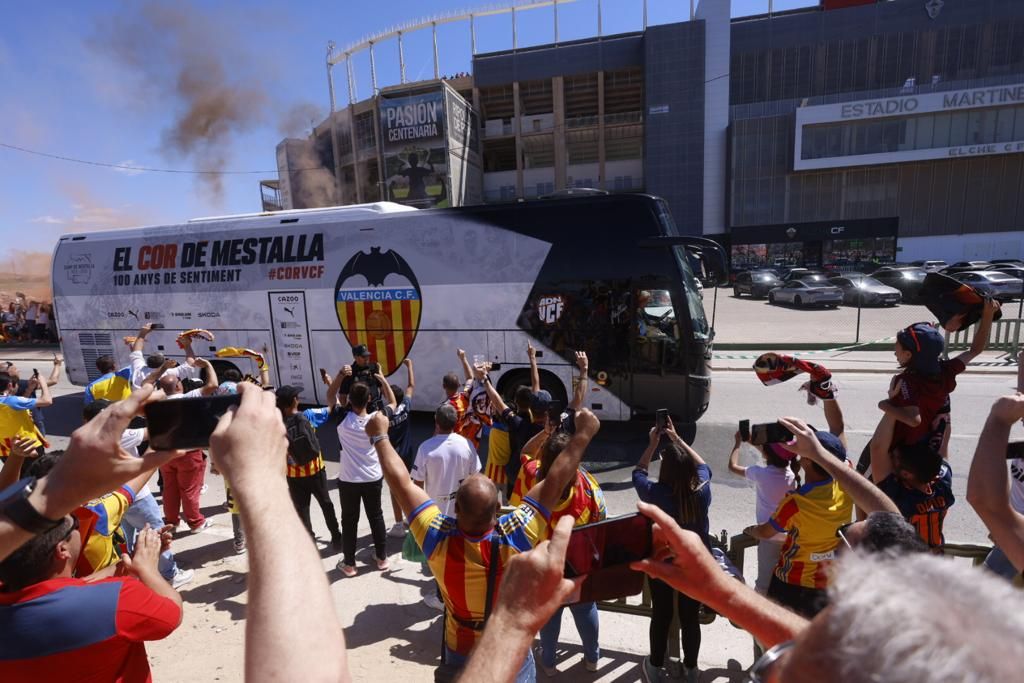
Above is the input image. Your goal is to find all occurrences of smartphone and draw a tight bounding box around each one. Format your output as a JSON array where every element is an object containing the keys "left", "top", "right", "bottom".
[
  {"left": 750, "top": 422, "right": 793, "bottom": 446},
  {"left": 145, "top": 394, "right": 241, "bottom": 450},
  {"left": 1007, "top": 441, "right": 1024, "bottom": 460},
  {"left": 564, "top": 513, "right": 653, "bottom": 604},
  {"left": 150, "top": 323, "right": 165, "bottom": 329},
  {"left": 739, "top": 419, "right": 751, "bottom": 442},
  {"left": 319, "top": 368, "right": 329, "bottom": 383},
  {"left": 655, "top": 408, "right": 669, "bottom": 430}
]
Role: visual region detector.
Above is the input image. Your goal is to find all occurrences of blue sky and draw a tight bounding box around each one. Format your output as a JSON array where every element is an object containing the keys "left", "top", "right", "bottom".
[{"left": 0, "top": 0, "right": 813, "bottom": 260}]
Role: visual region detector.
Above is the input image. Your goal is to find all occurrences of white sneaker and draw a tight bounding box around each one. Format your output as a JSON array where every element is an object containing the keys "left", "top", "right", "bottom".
[
  {"left": 424, "top": 593, "right": 444, "bottom": 611},
  {"left": 200, "top": 484, "right": 209, "bottom": 495},
  {"left": 171, "top": 568, "right": 195, "bottom": 589},
  {"left": 387, "top": 522, "right": 407, "bottom": 538},
  {"left": 189, "top": 520, "right": 213, "bottom": 533}
]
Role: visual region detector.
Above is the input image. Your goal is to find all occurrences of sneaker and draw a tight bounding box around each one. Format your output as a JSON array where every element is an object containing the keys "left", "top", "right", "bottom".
[
  {"left": 233, "top": 537, "right": 247, "bottom": 554},
  {"left": 641, "top": 657, "right": 663, "bottom": 683},
  {"left": 375, "top": 556, "right": 391, "bottom": 571},
  {"left": 584, "top": 659, "right": 599, "bottom": 672},
  {"left": 684, "top": 666, "right": 699, "bottom": 683},
  {"left": 337, "top": 561, "right": 357, "bottom": 577},
  {"left": 189, "top": 520, "right": 213, "bottom": 533},
  {"left": 331, "top": 533, "right": 342, "bottom": 551},
  {"left": 171, "top": 568, "right": 195, "bottom": 589},
  {"left": 536, "top": 650, "right": 556, "bottom": 677},
  {"left": 424, "top": 592, "right": 444, "bottom": 611},
  {"left": 387, "top": 522, "right": 407, "bottom": 538},
  {"left": 200, "top": 484, "right": 209, "bottom": 495}
]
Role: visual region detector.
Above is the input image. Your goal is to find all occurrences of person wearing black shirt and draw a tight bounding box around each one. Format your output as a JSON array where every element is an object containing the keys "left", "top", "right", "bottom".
[{"left": 338, "top": 344, "right": 383, "bottom": 412}]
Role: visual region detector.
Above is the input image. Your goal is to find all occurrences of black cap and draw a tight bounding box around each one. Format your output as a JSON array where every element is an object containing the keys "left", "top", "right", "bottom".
[
  {"left": 274, "top": 385, "right": 304, "bottom": 401},
  {"left": 352, "top": 344, "right": 372, "bottom": 358}
]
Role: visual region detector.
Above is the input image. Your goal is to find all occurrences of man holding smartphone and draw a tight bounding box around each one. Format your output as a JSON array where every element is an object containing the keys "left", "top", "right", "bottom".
[{"left": 336, "top": 345, "right": 383, "bottom": 412}]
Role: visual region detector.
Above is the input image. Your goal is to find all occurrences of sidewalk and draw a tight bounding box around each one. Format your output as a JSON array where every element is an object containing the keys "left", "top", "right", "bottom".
[{"left": 712, "top": 349, "right": 1018, "bottom": 375}]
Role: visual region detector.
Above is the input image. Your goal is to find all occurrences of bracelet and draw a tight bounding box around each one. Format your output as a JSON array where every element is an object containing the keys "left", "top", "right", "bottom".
[{"left": 370, "top": 434, "right": 390, "bottom": 446}]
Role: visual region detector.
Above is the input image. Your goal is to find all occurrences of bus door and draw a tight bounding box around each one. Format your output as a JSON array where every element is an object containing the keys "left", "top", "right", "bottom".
[
  {"left": 628, "top": 283, "right": 690, "bottom": 420},
  {"left": 267, "top": 291, "right": 319, "bottom": 402}
]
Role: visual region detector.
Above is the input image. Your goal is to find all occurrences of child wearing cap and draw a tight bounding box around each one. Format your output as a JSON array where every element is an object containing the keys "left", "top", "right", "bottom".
[{"left": 878, "top": 300, "right": 998, "bottom": 458}]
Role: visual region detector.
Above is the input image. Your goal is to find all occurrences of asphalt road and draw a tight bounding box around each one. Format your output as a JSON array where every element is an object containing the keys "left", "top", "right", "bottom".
[
  {"left": 704, "top": 285, "right": 1024, "bottom": 346},
  {"left": 8, "top": 347, "right": 1015, "bottom": 549}
]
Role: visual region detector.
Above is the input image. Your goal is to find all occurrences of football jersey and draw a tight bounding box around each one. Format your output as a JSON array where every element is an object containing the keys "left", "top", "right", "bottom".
[
  {"left": 483, "top": 421, "right": 511, "bottom": 486},
  {"left": 75, "top": 485, "right": 135, "bottom": 577},
  {"left": 408, "top": 497, "right": 550, "bottom": 656},
  {"left": 0, "top": 396, "right": 47, "bottom": 456},
  {"left": 879, "top": 462, "right": 955, "bottom": 550},
  {"left": 890, "top": 359, "right": 965, "bottom": 450},
  {"left": 509, "top": 456, "right": 607, "bottom": 529},
  {"left": 770, "top": 478, "right": 852, "bottom": 589}
]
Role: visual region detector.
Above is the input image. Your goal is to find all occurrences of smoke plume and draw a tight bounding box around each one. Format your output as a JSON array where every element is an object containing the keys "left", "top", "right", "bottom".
[{"left": 91, "top": 2, "right": 267, "bottom": 201}]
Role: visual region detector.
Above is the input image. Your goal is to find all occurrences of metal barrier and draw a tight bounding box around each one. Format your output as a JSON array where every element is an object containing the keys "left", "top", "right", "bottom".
[{"left": 944, "top": 317, "right": 1023, "bottom": 358}]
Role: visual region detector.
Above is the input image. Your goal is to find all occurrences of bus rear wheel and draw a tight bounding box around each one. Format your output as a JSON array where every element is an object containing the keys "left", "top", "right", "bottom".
[{"left": 496, "top": 368, "right": 568, "bottom": 412}]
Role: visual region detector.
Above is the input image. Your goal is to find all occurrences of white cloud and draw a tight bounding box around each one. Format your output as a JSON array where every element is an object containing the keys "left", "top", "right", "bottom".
[
  {"left": 112, "top": 160, "right": 144, "bottom": 176},
  {"left": 30, "top": 215, "right": 65, "bottom": 225}
]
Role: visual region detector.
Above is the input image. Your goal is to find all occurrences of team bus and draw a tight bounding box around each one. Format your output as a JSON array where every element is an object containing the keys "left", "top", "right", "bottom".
[{"left": 52, "top": 193, "right": 725, "bottom": 434}]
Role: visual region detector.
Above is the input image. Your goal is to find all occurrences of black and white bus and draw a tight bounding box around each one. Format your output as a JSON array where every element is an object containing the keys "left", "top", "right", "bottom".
[{"left": 52, "top": 193, "right": 724, "bottom": 433}]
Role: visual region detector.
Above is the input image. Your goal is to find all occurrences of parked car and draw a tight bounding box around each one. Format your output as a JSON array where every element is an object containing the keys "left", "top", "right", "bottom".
[
  {"left": 952, "top": 270, "right": 1023, "bottom": 301},
  {"left": 782, "top": 268, "right": 827, "bottom": 282},
  {"left": 829, "top": 275, "right": 902, "bottom": 306},
  {"left": 993, "top": 264, "right": 1024, "bottom": 281},
  {"left": 871, "top": 267, "right": 928, "bottom": 302},
  {"left": 734, "top": 270, "right": 782, "bottom": 298},
  {"left": 941, "top": 261, "right": 992, "bottom": 275},
  {"left": 768, "top": 280, "right": 844, "bottom": 308},
  {"left": 991, "top": 258, "right": 1024, "bottom": 266},
  {"left": 909, "top": 260, "right": 948, "bottom": 272}
]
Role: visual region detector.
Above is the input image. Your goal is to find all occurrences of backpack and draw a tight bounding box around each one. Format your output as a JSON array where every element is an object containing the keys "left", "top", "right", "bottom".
[{"left": 285, "top": 413, "right": 321, "bottom": 466}]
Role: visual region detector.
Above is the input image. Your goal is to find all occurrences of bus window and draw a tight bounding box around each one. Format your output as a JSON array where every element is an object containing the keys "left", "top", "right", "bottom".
[
  {"left": 673, "top": 246, "right": 710, "bottom": 341},
  {"left": 633, "top": 287, "right": 684, "bottom": 371}
]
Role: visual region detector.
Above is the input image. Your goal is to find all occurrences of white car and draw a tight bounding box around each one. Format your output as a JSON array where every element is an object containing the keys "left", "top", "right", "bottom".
[
  {"left": 953, "top": 270, "right": 1023, "bottom": 301},
  {"left": 768, "top": 280, "right": 844, "bottom": 308}
]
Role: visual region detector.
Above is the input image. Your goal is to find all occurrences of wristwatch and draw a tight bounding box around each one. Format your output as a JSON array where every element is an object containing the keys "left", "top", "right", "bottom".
[
  {"left": 0, "top": 477, "right": 64, "bottom": 534},
  {"left": 370, "top": 434, "right": 390, "bottom": 446}
]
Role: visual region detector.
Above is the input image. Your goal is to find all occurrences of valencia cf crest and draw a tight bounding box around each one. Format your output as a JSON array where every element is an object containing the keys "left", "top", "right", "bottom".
[{"left": 334, "top": 247, "right": 422, "bottom": 375}]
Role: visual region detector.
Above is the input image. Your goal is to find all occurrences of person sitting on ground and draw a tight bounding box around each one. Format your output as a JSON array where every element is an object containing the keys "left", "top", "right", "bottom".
[
  {"left": 370, "top": 397, "right": 601, "bottom": 681},
  {"left": 869, "top": 412, "right": 954, "bottom": 551},
  {"left": 276, "top": 385, "right": 342, "bottom": 551},
  {"left": 634, "top": 416, "right": 711, "bottom": 683},
  {"left": 326, "top": 370, "right": 397, "bottom": 578},
  {"left": 386, "top": 358, "right": 415, "bottom": 538}
]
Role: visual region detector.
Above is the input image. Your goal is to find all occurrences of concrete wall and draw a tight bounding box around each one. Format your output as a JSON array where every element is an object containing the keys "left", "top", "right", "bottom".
[{"left": 899, "top": 231, "right": 1024, "bottom": 263}]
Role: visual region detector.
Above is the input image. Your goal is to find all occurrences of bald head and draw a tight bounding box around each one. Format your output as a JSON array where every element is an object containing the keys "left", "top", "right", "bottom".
[
  {"left": 158, "top": 374, "right": 181, "bottom": 395},
  {"left": 455, "top": 474, "right": 500, "bottom": 535}
]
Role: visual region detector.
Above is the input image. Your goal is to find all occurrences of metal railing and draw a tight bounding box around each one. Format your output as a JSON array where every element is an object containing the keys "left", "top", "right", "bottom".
[{"left": 945, "top": 316, "right": 1024, "bottom": 358}]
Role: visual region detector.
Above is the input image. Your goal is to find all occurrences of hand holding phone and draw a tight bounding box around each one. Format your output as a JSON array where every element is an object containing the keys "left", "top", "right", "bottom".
[
  {"left": 655, "top": 409, "right": 669, "bottom": 430},
  {"left": 563, "top": 513, "right": 652, "bottom": 604},
  {"left": 146, "top": 394, "right": 242, "bottom": 450}
]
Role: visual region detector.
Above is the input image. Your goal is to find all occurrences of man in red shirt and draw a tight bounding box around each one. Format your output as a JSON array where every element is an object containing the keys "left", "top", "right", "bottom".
[{"left": 0, "top": 518, "right": 182, "bottom": 682}]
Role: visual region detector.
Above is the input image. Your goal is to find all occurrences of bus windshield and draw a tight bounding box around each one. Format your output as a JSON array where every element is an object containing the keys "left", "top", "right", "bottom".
[{"left": 672, "top": 246, "right": 710, "bottom": 341}]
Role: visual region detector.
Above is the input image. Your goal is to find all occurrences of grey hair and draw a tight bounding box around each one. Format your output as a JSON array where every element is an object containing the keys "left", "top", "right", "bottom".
[
  {"left": 435, "top": 404, "right": 458, "bottom": 432},
  {"left": 821, "top": 552, "right": 1024, "bottom": 683}
]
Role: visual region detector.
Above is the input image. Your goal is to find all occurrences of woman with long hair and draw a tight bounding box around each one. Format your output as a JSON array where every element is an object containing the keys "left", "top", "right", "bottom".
[
  {"left": 728, "top": 435, "right": 800, "bottom": 594},
  {"left": 633, "top": 418, "right": 712, "bottom": 683}
]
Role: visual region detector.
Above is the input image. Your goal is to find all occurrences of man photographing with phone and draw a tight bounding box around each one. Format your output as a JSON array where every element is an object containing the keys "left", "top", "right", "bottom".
[{"left": 336, "top": 344, "right": 383, "bottom": 412}]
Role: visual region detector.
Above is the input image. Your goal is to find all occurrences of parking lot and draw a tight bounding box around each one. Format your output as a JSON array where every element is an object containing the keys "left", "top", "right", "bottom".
[{"left": 704, "top": 286, "right": 1024, "bottom": 346}]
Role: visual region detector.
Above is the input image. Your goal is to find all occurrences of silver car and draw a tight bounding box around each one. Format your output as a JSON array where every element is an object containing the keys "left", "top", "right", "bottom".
[
  {"left": 768, "top": 279, "right": 844, "bottom": 308},
  {"left": 953, "top": 270, "right": 1023, "bottom": 301},
  {"left": 829, "top": 276, "right": 902, "bottom": 306}
]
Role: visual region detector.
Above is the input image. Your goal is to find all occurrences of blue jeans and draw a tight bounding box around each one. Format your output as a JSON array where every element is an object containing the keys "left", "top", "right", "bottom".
[
  {"left": 984, "top": 545, "right": 1021, "bottom": 580},
  {"left": 121, "top": 494, "right": 179, "bottom": 580},
  {"left": 445, "top": 645, "right": 536, "bottom": 683},
  {"left": 539, "top": 602, "right": 600, "bottom": 668}
]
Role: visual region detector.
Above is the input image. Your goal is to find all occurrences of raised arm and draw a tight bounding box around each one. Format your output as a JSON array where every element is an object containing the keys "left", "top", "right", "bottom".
[
  {"left": 521, "top": 425, "right": 551, "bottom": 460},
  {"left": 209, "top": 383, "right": 350, "bottom": 682},
  {"left": 403, "top": 358, "right": 415, "bottom": 399},
  {"left": 194, "top": 358, "right": 220, "bottom": 396},
  {"left": 781, "top": 417, "right": 897, "bottom": 515},
  {"left": 527, "top": 342, "right": 540, "bottom": 393},
  {"left": 46, "top": 354, "right": 63, "bottom": 388},
  {"left": 376, "top": 373, "right": 397, "bottom": 412},
  {"left": 569, "top": 351, "right": 588, "bottom": 411},
  {"left": 482, "top": 374, "right": 510, "bottom": 415},
  {"left": 327, "top": 366, "right": 352, "bottom": 410},
  {"left": 527, "top": 409, "right": 600, "bottom": 511},
  {"left": 869, "top": 412, "right": 897, "bottom": 483},
  {"left": 34, "top": 370, "right": 53, "bottom": 408},
  {"left": 822, "top": 397, "right": 847, "bottom": 449},
  {"left": 456, "top": 348, "right": 474, "bottom": 382},
  {"left": 664, "top": 417, "right": 705, "bottom": 466},
  {"left": 366, "top": 413, "right": 429, "bottom": 517},
  {"left": 142, "top": 359, "right": 178, "bottom": 388},
  {"left": 634, "top": 502, "right": 809, "bottom": 649},
  {"left": 638, "top": 427, "right": 660, "bottom": 470},
  {"left": 728, "top": 431, "right": 746, "bottom": 477},
  {"left": 0, "top": 437, "right": 38, "bottom": 491},
  {"left": 258, "top": 345, "right": 271, "bottom": 387},
  {"left": 956, "top": 299, "right": 999, "bottom": 364},
  {"left": 131, "top": 323, "right": 154, "bottom": 353},
  {"left": 967, "top": 395, "right": 1024, "bottom": 573}
]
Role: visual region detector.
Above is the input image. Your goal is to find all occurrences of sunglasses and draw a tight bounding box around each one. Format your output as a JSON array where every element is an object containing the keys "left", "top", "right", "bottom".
[{"left": 746, "top": 640, "right": 795, "bottom": 682}]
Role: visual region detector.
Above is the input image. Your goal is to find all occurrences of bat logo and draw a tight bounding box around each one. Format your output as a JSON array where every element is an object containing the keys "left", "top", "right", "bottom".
[{"left": 334, "top": 247, "right": 422, "bottom": 376}]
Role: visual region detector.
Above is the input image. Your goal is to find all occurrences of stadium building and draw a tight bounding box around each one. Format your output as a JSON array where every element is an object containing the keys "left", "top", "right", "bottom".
[{"left": 268, "top": 0, "right": 1024, "bottom": 265}]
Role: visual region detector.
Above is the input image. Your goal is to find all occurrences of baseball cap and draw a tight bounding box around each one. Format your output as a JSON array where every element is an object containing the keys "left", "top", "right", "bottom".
[
  {"left": 274, "top": 385, "right": 304, "bottom": 402},
  {"left": 530, "top": 389, "right": 553, "bottom": 412},
  {"left": 352, "top": 344, "right": 372, "bottom": 358},
  {"left": 764, "top": 441, "right": 798, "bottom": 462},
  {"left": 814, "top": 430, "right": 848, "bottom": 462},
  {"left": 896, "top": 322, "right": 944, "bottom": 375}
]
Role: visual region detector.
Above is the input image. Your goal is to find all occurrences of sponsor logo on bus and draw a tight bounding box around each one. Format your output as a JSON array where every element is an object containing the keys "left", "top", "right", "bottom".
[
  {"left": 65, "top": 254, "right": 94, "bottom": 284},
  {"left": 537, "top": 296, "right": 565, "bottom": 325},
  {"left": 334, "top": 247, "right": 422, "bottom": 376}
]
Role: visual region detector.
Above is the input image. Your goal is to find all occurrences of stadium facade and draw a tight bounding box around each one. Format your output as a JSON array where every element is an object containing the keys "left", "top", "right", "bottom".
[{"left": 269, "top": 0, "right": 1024, "bottom": 265}]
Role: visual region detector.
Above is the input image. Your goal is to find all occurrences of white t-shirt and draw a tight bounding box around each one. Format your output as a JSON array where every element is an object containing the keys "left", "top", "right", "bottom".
[
  {"left": 167, "top": 388, "right": 205, "bottom": 399},
  {"left": 1010, "top": 459, "right": 1024, "bottom": 514},
  {"left": 337, "top": 410, "right": 381, "bottom": 483},
  {"left": 25, "top": 305, "right": 37, "bottom": 321},
  {"left": 120, "top": 428, "right": 153, "bottom": 500},
  {"left": 129, "top": 350, "right": 201, "bottom": 389},
  {"left": 745, "top": 464, "right": 797, "bottom": 525},
  {"left": 411, "top": 433, "right": 481, "bottom": 517}
]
